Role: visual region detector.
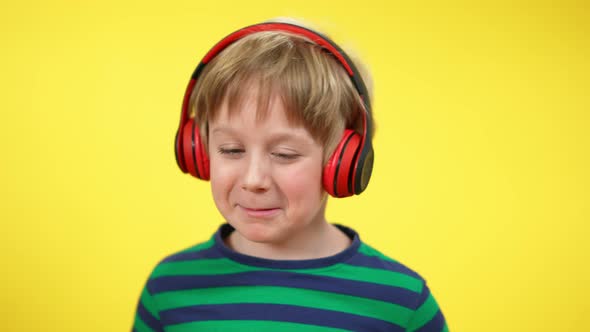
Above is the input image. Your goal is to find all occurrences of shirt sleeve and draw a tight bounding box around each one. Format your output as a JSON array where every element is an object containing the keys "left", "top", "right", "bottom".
[
  {"left": 132, "top": 281, "right": 164, "bottom": 332},
  {"left": 405, "top": 281, "right": 449, "bottom": 332}
]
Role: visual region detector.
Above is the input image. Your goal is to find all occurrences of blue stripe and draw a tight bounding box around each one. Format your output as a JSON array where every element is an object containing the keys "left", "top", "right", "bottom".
[
  {"left": 148, "top": 271, "right": 418, "bottom": 308},
  {"left": 136, "top": 301, "right": 164, "bottom": 332},
  {"left": 160, "top": 303, "right": 404, "bottom": 332},
  {"left": 346, "top": 253, "right": 422, "bottom": 279},
  {"left": 415, "top": 282, "right": 430, "bottom": 310},
  {"left": 415, "top": 310, "right": 446, "bottom": 332},
  {"left": 160, "top": 246, "right": 224, "bottom": 263},
  {"left": 161, "top": 242, "right": 421, "bottom": 280}
]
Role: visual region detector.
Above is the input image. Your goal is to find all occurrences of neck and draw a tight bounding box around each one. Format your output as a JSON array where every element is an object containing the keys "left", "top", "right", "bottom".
[{"left": 226, "top": 221, "right": 352, "bottom": 261}]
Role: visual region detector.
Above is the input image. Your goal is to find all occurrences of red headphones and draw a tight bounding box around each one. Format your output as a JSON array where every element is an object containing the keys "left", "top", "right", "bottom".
[{"left": 175, "top": 22, "right": 374, "bottom": 197}]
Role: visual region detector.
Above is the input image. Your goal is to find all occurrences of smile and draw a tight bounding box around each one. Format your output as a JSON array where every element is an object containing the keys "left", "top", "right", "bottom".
[{"left": 238, "top": 205, "right": 281, "bottom": 218}]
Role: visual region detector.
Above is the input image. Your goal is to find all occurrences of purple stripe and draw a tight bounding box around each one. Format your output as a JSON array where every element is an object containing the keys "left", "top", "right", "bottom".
[
  {"left": 136, "top": 301, "right": 164, "bottom": 332},
  {"left": 160, "top": 246, "right": 421, "bottom": 280},
  {"left": 415, "top": 310, "right": 446, "bottom": 332},
  {"left": 149, "top": 271, "right": 417, "bottom": 309},
  {"left": 160, "top": 246, "right": 224, "bottom": 263},
  {"left": 160, "top": 303, "right": 404, "bottom": 332},
  {"left": 346, "top": 253, "right": 422, "bottom": 279},
  {"left": 415, "top": 283, "right": 431, "bottom": 309}
]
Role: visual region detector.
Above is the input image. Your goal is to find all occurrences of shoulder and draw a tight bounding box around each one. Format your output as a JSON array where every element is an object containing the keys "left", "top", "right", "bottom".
[
  {"left": 161, "top": 238, "right": 218, "bottom": 263},
  {"left": 351, "top": 242, "right": 448, "bottom": 330},
  {"left": 147, "top": 237, "right": 222, "bottom": 280},
  {"left": 353, "top": 242, "right": 425, "bottom": 281},
  {"left": 335, "top": 224, "right": 427, "bottom": 295},
  {"left": 344, "top": 241, "right": 430, "bottom": 303}
]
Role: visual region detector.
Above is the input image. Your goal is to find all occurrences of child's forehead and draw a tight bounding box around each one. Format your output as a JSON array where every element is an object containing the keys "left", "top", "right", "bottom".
[
  {"left": 209, "top": 86, "right": 305, "bottom": 129},
  {"left": 208, "top": 90, "right": 319, "bottom": 144},
  {"left": 209, "top": 102, "right": 305, "bottom": 132},
  {"left": 210, "top": 124, "right": 315, "bottom": 144}
]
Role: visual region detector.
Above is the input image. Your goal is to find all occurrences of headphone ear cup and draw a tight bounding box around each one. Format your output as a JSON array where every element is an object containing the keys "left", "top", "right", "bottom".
[
  {"left": 194, "top": 122, "right": 210, "bottom": 180},
  {"left": 181, "top": 119, "right": 210, "bottom": 180},
  {"left": 352, "top": 144, "right": 374, "bottom": 195},
  {"left": 181, "top": 120, "right": 197, "bottom": 178},
  {"left": 175, "top": 129, "right": 187, "bottom": 173},
  {"left": 323, "top": 129, "right": 361, "bottom": 197}
]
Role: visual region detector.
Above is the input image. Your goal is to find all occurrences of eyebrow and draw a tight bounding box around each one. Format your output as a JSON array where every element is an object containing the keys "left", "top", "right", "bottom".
[
  {"left": 210, "top": 127, "right": 313, "bottom": 145},
  {"left": 210, "top": 127, "right": 236, "bottom": 135}
]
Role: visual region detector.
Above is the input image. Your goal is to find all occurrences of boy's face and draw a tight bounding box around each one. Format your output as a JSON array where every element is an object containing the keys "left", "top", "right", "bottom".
[{"left": 208, "top": 89, "right": 327, "bottom": 249}]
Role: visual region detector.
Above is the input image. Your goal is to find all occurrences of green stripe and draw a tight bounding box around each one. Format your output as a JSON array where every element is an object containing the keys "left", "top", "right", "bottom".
[
  {"left": 182, "top": 238, "right": 215, "bottom": 253},
  {"left": 152, "top": 258, "right": 422, "bottom": 293},
  {"left": 442, "top": 322, "right": 449, "bottom": 332},
  {"left": 358, "top": 244, "right": 398, "bottom": 263},
  {"left": 292, "top": 265, "right": 422, "bottom": 293},
  {"left": 153, "top": 285, "right": 413, "bottom": 327},
  {"left": 167, "top": 320, "right": 351, "bottom": 332},
  {"left": 151, "top": 258, "right": 265, "bottom": 278},
  {"left": 141, "top": 288, "right": 160, "bottom": 319},
  {"left": 407, "top": 293, "right": 440, "bottom": 332},
  {"left": 133, "top": 314, "right": 155, "bottom": 332}
]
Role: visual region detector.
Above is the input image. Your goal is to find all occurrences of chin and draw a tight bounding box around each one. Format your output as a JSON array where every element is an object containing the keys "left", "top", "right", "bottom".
[{"left": 230, "top": 219, "right": 285, "bottom": 244}]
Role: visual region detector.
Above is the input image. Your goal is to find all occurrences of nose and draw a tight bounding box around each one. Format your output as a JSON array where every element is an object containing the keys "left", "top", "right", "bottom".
[{"left": 241, "top": 154, "right": 271, "bottom": 193}]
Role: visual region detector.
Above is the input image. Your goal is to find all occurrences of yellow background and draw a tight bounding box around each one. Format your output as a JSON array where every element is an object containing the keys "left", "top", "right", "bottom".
[{"left": 1, "top": 0, "right": 588, "bottom": 331}]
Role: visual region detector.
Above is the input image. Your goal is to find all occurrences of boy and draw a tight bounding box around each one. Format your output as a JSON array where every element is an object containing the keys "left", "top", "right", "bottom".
[{"left": 133, "top": 20, "right": 448, "bottom": 332}]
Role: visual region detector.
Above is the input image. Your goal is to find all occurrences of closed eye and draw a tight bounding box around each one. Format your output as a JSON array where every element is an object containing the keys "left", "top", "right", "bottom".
[
  {"left": 217, "top": 147, "right": 244, "bottom": 156},
  {"left": 272, "top": 152, "right": 300, "bottom": 160}
]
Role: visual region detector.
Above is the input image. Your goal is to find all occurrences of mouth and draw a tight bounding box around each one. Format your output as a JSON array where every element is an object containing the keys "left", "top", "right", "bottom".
[{"left": 238, "top": 205, "right": 281, "bottom": 218}]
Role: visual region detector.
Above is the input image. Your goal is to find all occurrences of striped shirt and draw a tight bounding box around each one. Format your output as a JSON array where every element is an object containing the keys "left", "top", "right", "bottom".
[{"left": 132, "top": 224, "right": 448, "bottom": 332}]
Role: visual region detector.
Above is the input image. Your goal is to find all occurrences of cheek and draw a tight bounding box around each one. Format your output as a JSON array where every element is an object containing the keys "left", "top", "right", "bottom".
[
  {"left": 210, "top": 160, "right": 236, "bottom": 204},
  {"left": 278, "top": 162, "right": 324, "bottom": 203}
]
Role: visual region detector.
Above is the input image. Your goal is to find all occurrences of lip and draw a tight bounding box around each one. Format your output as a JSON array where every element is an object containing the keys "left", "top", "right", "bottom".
[{"left": 238, "top": 205, "right": 281, "bottom": 218}]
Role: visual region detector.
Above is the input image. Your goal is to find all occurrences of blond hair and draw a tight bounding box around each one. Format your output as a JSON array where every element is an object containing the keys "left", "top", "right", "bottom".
[{"left": 189, "top": 23, "right": 373, "bottom": 164}]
